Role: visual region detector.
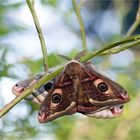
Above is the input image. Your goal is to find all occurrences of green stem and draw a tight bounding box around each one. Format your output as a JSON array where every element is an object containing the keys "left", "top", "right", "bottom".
[
  {"left": 26, "top": 0, "right": 48, "bottom": 72},
  {"left": 100, "top": 39, "right": 140, "bottom": 55},
  {"left": 126, "top": 3, "right": 140, "bottom": 37},
  {"left": 1, "top": 34, "right": 140, "bottom": 118},
  {"left": 80, "top": 35, "right": 140, "bottom": 62},
  {"left": 126, "top": 20, "right": 139, "bottom": 37},
  {"left": 72, "top": 0, "right": 87, "bottom": 51}
]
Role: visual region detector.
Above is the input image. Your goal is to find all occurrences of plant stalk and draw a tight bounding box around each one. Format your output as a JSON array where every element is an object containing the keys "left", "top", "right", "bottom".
[
  {"left": 26, "top": 0, "right": 49, "bottom": 72},
  {"left": 72, "top": 0, "right": 87, "bottom": 51}
]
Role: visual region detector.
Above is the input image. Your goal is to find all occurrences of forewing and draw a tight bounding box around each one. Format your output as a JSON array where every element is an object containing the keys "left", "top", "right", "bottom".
[
  {"left": 38, "top": 71, "right": 77, "bottom": 123},
  {"left": 83, "top": 62, "right": 129, "bottom": 104},
  {"left": 77, "top": 62, "right": 130, "bottom": 115}
]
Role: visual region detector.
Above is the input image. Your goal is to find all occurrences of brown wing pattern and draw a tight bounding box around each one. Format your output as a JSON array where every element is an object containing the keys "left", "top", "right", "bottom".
[
  {"left": 38, "top": 69, "right": 77, "bottom": 123},
  {"left": 38, "top": 61, "right": 130, "bottom": 123}
]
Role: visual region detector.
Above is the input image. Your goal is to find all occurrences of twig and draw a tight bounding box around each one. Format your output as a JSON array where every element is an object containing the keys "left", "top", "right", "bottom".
[
  {"left": 99, "top": 39, "right": 140, "bottom": 55},
  {"left": 26, "top": 0, "right": 48, "bottom": 72},
  {"left": 126, "top": 2, "right": 140, "bottom": 37},
  {"left": 72, "top": 0, "right": 87, "bottom": 51},
  {"left": 80, "top": 34, "right": 140, "bottom": 62},
  {"left": 0, "top": 34, "right": 140, "bottom": 118},
  {"left": 126, "top": 20, "right": 139, "bottom": 37}
]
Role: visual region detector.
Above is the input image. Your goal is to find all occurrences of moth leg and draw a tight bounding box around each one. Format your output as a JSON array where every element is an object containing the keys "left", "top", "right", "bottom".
[
  {"left": 31, "top": 83, "right": 53, "bottom": 104},
  {"left": 32, "top": 98, "right": 42, "bottom": 105},
  {"left": 42, "top": 92, "right": 48, "bottom": 97},
  {"left": 32, "top": 90, "right": 45, "bottom": 104},
  {"left": 24, "top": 90, "right": 46, "bottom": 105}
]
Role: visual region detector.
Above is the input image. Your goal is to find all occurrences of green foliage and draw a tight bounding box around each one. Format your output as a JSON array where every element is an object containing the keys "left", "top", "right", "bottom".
[
  {"left": 41, "top": 0, "right": 58, "bottom": 6},
  {"left": 0, "top": 2, "right": 24, "bottom": 36}
]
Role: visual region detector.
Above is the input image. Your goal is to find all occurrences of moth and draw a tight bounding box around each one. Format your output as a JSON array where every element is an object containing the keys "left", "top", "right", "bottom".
[
  {"left": 12, "top": 51, "right": 91, "bottom": 104},
  {"left": 12, "top": 73, "right": 54, "bottom": 104},
  {"left": 38, "top": 61, "right": 130, "bottom": 123},
  {"left": 12, "top": 52, "right": 87, "bottom": 104}
]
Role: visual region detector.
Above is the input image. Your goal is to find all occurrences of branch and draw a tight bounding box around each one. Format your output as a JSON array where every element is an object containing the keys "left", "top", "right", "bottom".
[
  {"left": 26, "top": 0, "right": 49, "bottom": 72},
  {"left": 72, "top": 0, "right": 87, "bottom": 51},
  {"left": 80, "top": 34, "right": 140, "bottom": 62},
  {"left": 99, "top": 39, "right": 140, "bottom": 55},
  {"left": 1, "top": 34, "right": 140, "bottom": 118},
  {"left": 126, "top": 21, "right": 139, "bottom": 37},
  {"left": 126, "top": 2, "right": 140, "bottom": 37}
]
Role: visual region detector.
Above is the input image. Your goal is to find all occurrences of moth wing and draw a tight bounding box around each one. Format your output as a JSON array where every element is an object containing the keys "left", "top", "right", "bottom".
[
  {"left": 38, "top": 71, "right": 77, "bottom": 123},
  {"left": 77, "top": 62, "right": 129, "bottom": 115}
]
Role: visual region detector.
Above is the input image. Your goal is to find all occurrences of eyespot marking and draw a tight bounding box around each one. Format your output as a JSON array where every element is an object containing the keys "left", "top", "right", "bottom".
[
  {"left": 94, "top": 79, "right": 112, "bottom": 95},
  {"left": 98, "top": 82, "right": 108, "bottom": 92},
  {"left": 52, "top": 93, "right": 62, "bottom": 103}
]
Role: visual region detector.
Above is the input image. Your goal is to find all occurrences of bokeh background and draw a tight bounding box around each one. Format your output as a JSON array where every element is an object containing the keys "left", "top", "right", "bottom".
[{"left": 0, "top": 0, "right": 140, "bottom": 140}]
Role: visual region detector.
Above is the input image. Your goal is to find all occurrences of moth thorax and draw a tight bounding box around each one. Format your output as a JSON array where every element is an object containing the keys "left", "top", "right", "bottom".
[
  {"left": 69, "top": 75, "right": 79, "bottom": 80},
  {"left": 65, "top": 61, "right": 82, "bottom": 76}
]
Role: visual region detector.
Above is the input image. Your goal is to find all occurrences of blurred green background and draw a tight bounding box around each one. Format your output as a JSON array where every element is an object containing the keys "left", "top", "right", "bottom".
[{"left": 0, "top": 0, "right": 140, "bottom": 140}]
